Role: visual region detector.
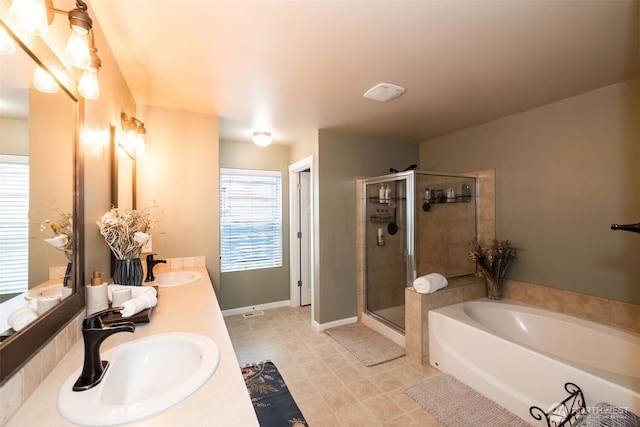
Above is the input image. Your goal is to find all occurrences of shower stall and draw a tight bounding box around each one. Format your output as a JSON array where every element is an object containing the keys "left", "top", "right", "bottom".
[{"left": 363, "top": 170, "right": 478, "bottom": 333}]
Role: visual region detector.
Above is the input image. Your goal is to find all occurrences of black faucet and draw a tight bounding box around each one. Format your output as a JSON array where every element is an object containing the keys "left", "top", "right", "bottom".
[
  {"left": 145, "top": 253, "right": 167, "bottom": 282},
  {"left": 73, "top": 308, "right": 135, "bottom": 391}
]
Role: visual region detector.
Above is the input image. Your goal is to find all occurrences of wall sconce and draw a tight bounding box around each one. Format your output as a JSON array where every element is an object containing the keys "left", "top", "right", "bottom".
[
  {"left": 7, "top": 0, "right": 102, "bottom": 99},
  {"left": 253, "top": 131, "right": 272, "bottom": 147},
  {"left": 121, "top": 113, "right": 147, "bottom": 158}
]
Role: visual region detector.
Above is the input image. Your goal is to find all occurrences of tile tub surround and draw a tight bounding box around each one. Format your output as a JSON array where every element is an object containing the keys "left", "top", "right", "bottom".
[
  {"left": 405, "top": 276, "right": 487, "bottom": 366},
  {"left": 503, "top": 279, "right": 640, "bottom": 334},
  {"left": 4, "top": 264, "right": 259, "bottom": 427}
]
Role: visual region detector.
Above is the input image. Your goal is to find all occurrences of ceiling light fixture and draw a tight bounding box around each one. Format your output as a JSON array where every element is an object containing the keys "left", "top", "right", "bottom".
[
  {"left": 121, "top": 113, "right": 147, "bottom": 158},
  {"left": 253, "top": 131, "right": 272, "bottom": 147},
  {"left": 6, "top": 0, "right": 102, "bottom": 99},
  {"left": 363, "top": 82, "right": 406, "bottom": 102}
]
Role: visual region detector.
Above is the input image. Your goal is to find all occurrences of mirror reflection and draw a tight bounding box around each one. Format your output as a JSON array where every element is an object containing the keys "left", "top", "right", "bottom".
[
  {"left": 0, "top": 35, "right": 75, "bottom": 339},
  {"left": 111, "top": 125, "right": 136, "bottom": 211}
]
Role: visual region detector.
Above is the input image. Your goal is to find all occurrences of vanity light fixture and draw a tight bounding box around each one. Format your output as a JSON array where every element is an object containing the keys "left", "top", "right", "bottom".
[
  {"left": 7, "top": 0, "right": 102, "bottom": 99},
  {"left": 63, "top": 0, "right": 92, "bottom": 69},
  {"left": 121, "top": 113, "right": 147, "bottom": 158},
  {"left": 252, "top": 131, "right": 272, "bottom": 147}
]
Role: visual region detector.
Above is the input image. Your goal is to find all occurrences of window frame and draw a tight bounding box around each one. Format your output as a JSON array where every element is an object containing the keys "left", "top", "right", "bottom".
[{"left": 220, "top": 168, "right": 283, "bottom": 273}]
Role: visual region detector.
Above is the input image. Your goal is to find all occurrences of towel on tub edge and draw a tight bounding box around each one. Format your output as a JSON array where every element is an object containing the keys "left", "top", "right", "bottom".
[{"left": 413, "top": 273, "right": 448, "bottom": 294}]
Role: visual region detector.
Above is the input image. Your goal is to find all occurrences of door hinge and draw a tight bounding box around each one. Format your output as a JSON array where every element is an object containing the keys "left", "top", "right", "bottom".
[
  {"left": 297, "top": 183, "right": 302, "bottom": 190},
  {"left": 297, "top": 280, "right": 302, "bottom": 287},
  {"left": 297, "top": 231, "right": 302, "bottom": 238}
]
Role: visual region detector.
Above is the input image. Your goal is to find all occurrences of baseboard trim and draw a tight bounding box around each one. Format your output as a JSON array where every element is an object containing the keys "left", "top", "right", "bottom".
[
  {"left": 221, "top": 300, "right": 291, "bottom": 317},
  {"left": 312, "top": 316, "right": 358, "bottom": 331},
  {"left": 361, "top": 312, "right": 405, "bottom": 347}
]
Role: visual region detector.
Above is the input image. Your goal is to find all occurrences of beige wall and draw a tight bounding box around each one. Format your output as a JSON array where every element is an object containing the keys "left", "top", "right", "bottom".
[
  {"left": 0, "top": 117, "right": 28, "bottom": 155},
  {"left": 419, "top": 79, "right": 640, "bottom": 304},
  {"left": 218, "top": 140, "right": 291, "bottom": 310},
  {"left": 317, "top": 130, "right": 419, "bottom": 324},
  {"left": 138, "top": 106, "right": 220, "bottom": 287}
]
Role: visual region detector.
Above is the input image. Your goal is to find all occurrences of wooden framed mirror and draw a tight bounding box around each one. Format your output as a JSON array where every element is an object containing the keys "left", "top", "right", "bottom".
[{"left": 0, "top": 10, "right": 85, "bottom": 383}]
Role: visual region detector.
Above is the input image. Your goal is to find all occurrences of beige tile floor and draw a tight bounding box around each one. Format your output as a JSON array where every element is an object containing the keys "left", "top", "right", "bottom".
[{"left": 225, "top": 305, "right": 445, "bottom": 427}]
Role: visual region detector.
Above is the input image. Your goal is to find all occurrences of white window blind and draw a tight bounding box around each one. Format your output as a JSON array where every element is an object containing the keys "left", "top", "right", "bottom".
[
  {"left": 0, "top": 155, "right": 29, "bottom": 295},
  {"left": 220, "top": 168, "right": 282, "bottom": 273}
]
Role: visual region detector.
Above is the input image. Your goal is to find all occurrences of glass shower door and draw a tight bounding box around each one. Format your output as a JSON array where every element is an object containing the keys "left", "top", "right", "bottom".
[{"left": 364, "top": 172, "right": 414, "bottom": 332}]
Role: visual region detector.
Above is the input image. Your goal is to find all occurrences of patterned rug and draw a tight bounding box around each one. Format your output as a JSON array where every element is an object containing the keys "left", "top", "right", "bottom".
[
  {"left": 324, "top": 322, "right": 405, "bottom": 366},
  {"left": 242, "top": 361, "right": 308, "bottom": 427},
  {"left": 405, "top": 373, "right": 532, "bottom": 427}
]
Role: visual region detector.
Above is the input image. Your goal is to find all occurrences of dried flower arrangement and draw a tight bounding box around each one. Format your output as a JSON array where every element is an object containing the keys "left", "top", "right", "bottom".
[
  {"left": 42, "top": 210, "right": 73, "bottom": 262},
  {"left": 96, "top": 207, "right": 157, "bottom": 260},
  {"left": 468, "top": 238, "right": 517, "bottom": 299}
]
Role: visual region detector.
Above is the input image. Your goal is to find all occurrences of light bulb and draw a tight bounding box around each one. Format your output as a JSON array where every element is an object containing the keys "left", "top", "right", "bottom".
[
  {"left": 135, "top": 133, "right": 146, "bottom": 158},
  {"left": 253, "top": 131, "right": 272, "bottom": 147},
  {"left": 9, "top": 0, "right": 48, "bottom": 36},
  {"left": 124, "top": 129, "right": 137, "bottom": 152},
  {"left": 0, "top": 26, "right": 17, "bottom": 55},
  {"left": 78, "top": 68, "right": 99, "bottom": 99},
  {"left": 33, "top": 65, "right": 58, "bottom": 93},
  {"left": 64, "top": 27, "right": 91, "bottom": 69}
]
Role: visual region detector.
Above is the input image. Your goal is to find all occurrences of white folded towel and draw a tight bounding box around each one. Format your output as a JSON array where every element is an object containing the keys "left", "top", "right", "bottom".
[
  {"left": 413, "top": 273, "right": 448, "bottom": 294},
  {"left": 107, "top": 284, "right": 157, "bottom": 302},
  {"left": 120, "top": 293, "right": 158, "bottom": 317}
]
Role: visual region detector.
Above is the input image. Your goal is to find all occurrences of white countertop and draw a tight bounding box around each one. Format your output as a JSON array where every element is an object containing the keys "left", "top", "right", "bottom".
[{"left": 6, "top": 267, "right": 259, "bottom": 427}]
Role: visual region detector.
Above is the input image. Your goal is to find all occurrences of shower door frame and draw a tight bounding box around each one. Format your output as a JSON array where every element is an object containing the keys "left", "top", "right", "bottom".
[{"left": 363, "top": 171, "right": 415, "bottom": 333}]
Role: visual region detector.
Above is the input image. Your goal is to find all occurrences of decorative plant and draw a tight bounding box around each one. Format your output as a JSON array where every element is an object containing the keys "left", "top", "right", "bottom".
[
  {"left": 96, "top": 207, "right": 157, "bottom": 260},
  {"left": 468, "top": 238, "right": 517, "bottom": 300},
  {"left": 42, "top": 210, "right": 73, "bottom": 262}
]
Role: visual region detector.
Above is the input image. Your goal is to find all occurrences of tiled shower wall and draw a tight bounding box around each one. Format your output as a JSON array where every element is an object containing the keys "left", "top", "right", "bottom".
[{"left": 364, "top": 183, "right": 406, "bottom": 313}]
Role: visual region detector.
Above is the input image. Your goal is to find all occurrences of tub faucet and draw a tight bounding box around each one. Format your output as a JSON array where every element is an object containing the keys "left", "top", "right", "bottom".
[
  {"left": 145, "top": 253, "right": 166, "bottom": 282},
  {"left": 73, "top": 308, "right": 135, "bottom": 391}
]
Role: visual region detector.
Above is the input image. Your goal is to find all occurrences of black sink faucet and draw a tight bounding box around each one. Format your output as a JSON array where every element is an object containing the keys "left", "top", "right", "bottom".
[
  {"left": 73, "top": 308, "right": 135, "bottom": 391},
  {"left": 145, "top": 253, "right": 167, "bottom": 282}
]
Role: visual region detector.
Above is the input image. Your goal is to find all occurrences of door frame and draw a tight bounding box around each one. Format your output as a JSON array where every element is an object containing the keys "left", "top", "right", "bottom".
[{"left": 288, "top": 155, "right": 315, "bottom": 309}]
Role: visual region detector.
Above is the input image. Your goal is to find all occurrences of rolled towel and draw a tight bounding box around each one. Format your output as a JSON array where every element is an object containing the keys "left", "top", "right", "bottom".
[
  {"left": 119, "top": 292, "right": 158, "bottom": 317},
  {"left": 413, "top": 273, "right": 448, "bottom": 294},
  {"left": 107, "top": 284, "right": 157, "bottom": 303}
]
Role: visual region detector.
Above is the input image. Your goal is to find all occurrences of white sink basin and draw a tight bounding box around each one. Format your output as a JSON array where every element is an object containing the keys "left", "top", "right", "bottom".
[
  {"left": 26, "top": 282, "right": 63, "bottom": 300},
  {"left": 154, "top": 271, "right": 203, "bottom": 287},
  {"left": 58, "top": 332, "right": 220, "bottom": 426}
]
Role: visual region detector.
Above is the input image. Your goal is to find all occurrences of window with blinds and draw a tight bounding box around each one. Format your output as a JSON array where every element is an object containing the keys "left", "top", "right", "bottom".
[
  {"left": 0, "top": 155, "right": 29, "bottom": 296},
  {"left": 220, "top": 168, "right": 282, "bottom": 273}
]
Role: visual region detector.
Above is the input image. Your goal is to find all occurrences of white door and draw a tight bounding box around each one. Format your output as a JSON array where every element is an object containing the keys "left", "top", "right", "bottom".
[{"left": 299, "top": 170, "right": 311, "bottom": 306}]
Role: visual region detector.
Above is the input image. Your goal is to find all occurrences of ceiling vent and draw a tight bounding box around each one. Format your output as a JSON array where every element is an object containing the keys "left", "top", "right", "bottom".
[{"left": 363, "top": 83, "right": 406, "bottom": 102}]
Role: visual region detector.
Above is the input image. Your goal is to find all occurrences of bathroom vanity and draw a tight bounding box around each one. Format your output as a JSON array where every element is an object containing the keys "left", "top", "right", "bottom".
[{"left": 6, "top": 267, "right": 259, "bottom": 426}]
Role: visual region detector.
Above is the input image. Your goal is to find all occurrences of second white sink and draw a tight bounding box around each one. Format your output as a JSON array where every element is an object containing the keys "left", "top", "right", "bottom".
[
  {"left": 58, "top": 332, "right": 220, "bottom": 426},
  {"left": 154, "top": 271, "right": 203, "bottom": 287}
]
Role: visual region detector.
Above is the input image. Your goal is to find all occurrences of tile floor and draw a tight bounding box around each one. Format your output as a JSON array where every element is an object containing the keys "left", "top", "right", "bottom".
[{"left": 225, "top": 305, "right": 445, "bottom": 427}]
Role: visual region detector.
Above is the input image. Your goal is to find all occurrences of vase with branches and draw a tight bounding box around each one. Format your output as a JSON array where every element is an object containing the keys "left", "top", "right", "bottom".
[
  {"left": 468, "top": 238, "right": 517, "bottom": 300},
  {"left": 96, "top": 207, "right": 158, "bottom": 286}
]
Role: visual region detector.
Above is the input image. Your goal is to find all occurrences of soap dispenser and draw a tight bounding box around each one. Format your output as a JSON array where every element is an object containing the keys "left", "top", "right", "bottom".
[{"left": 86, "top": 271, "right": 109, "bottom": 315}]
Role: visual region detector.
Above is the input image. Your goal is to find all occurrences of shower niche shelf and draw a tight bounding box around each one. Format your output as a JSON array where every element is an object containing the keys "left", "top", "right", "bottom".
[{"left": 368, "top": 196, "right": 395, "bottom": 204}]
